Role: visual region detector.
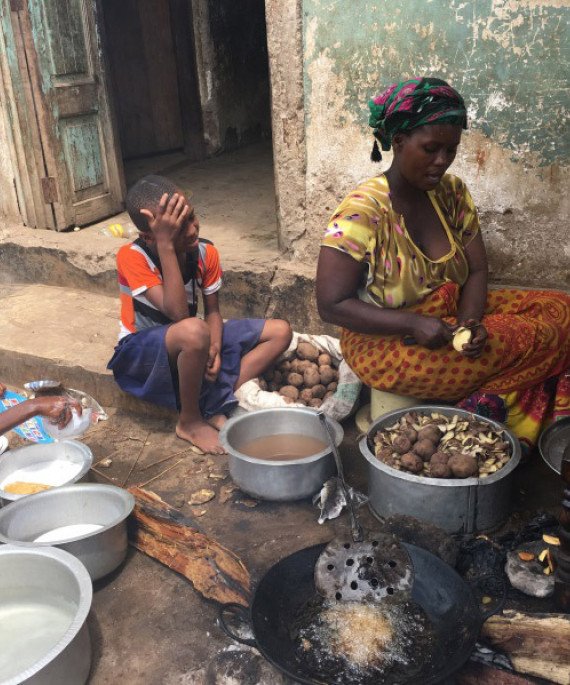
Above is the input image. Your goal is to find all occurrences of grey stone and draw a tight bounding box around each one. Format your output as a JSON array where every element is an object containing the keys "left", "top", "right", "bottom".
[{"left": 505, "top": 541, "right": 554, "bottom": 598}]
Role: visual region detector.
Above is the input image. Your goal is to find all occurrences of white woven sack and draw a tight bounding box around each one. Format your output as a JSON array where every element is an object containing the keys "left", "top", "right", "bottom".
[{"left": 234, "top": 331, "right": 362, "bottom": 422}]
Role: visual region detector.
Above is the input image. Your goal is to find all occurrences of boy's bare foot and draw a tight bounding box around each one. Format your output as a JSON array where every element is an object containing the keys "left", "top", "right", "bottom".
[
  {"left": 176, "top": 419, "right": 226, "bottom": 454},
  {"left": 207, "top": 414, "right": 227, "bottom": 431}
]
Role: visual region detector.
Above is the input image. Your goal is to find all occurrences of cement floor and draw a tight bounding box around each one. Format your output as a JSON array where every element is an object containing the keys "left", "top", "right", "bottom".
[{"left": 6, "top": 403, "right": 555, "bottom": 685}]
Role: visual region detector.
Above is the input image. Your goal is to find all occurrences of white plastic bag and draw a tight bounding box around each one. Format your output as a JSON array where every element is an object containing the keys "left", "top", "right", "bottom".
[{"left": 234, "top": 332, "right": 362, "bottom": 422}]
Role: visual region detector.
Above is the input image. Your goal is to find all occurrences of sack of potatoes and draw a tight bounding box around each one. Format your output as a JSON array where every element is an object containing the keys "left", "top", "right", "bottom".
[
  {"left": 259, "top": 341, "right": 339, "bottom": 409},
  {"left": 234, "top": 331, "right": 362, "bottom": 421}
]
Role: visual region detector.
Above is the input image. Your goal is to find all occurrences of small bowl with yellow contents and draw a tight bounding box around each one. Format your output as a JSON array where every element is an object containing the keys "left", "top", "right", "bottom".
[{"left": 0, "top": 440, "right": 92, "bottom": 505}]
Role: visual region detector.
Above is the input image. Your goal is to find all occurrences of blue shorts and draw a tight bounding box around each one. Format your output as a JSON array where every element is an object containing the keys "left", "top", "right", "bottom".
[{"left": 107, "top": 318, "right": 265, "bottom": 418}]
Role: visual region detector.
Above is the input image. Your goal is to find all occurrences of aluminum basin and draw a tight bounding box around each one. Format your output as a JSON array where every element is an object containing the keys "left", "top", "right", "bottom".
[
  {"left": 359, "top": 405, "right": 521, "bottom": 534},
  {"left": 0, "top": 484, "right": 134, "bottom": 580},
  {"left": 219, "top": 408, "right": 343, "bottom": 501},
  {"left": 0, "top": 441, "right": 92, "bottom": 505},
  {"left": 0, "top": 545, "right": 92, "bottom": 684}
]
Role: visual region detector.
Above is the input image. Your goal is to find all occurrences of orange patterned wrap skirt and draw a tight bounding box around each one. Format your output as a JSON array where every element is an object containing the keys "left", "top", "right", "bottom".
[{"left": 341, "top": 284, "right": 570, "bottom": 452}]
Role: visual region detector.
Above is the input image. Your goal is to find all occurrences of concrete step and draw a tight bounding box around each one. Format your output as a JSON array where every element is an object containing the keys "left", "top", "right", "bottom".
[{"left": 0, "top": 282, "right": 171, "bottom": 414}]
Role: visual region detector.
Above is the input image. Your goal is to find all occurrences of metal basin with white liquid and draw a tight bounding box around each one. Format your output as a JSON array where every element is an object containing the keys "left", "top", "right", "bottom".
[
  {"left": 0, "top": 545, "right": 92, "bottom": 684},
  {"left": 0, "top": 484, "right": 134, "bottom": 580}
]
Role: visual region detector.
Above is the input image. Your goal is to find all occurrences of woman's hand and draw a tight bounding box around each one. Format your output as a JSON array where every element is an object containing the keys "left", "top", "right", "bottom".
[
  {"left": 204, "top": 346, "right": 221, "bottom": 383},
  {"left": 456, "top": 318, "right": 487, "bottom": 358},
  {"left": 34, "top": 397, "right": 82, "bottom": 428},
  {"left": 411, "top": 315, "right": 454, "bottom": 349},
  {"left": 140, "top": 192, "right": 189, "bottom": 245}
]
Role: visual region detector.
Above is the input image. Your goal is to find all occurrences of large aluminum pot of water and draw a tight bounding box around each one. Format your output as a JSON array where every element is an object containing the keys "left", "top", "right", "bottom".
[
  {"left": 219, "top": 408, "right": 343, "bottom": 501},
  {"left": 0, "top": 545, "right": 92, "bottom": 684}
]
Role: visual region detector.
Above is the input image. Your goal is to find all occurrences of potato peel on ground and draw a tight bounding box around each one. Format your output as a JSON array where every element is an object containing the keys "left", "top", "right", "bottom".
[{"left": 188, "top": 489, "right": 215, "bottom": 505}]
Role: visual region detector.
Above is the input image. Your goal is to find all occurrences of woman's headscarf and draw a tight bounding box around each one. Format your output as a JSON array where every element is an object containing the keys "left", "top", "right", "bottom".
[{"left": 368, "top": 77, "right": 467, "bottom": 161}]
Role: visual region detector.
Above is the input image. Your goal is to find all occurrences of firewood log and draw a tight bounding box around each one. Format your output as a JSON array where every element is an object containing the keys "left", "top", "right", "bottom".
[
  {"left": 127, "top": 486, "right": 251, "bottom": 606},
  {"left": 481, "top": 610, "right": 570, "bottom": 685}
]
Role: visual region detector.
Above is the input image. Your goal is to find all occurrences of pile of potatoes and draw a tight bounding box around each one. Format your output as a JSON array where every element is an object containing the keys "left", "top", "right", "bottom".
[
  {"left": 373, "top": 411, "right": 512, "bottom": 479},
  {"left": 258, "top": 342, "right": 339, "bottom": 408}
]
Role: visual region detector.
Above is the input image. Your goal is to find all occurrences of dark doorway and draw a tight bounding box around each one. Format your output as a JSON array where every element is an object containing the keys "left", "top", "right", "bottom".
[
  {"left": 100, "top": 0, "right": 204, "bottom": 162},
  {"left": 100, "top": 0, "right": 272, "bottom": 166}
]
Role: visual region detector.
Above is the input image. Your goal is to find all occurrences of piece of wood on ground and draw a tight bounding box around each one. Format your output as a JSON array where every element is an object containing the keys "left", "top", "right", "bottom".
[
  {"left": 127, "top": 486, "right": 251, "bottom": 607},
  {"left": 481, "top": 610, "right": 570, "bottom": 685},
  {"left": 456, "top": 661, "right": 537, "bottom": 685}
]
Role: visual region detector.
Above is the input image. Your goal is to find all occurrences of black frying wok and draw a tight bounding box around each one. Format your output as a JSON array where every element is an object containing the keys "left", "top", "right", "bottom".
[{"left": 219, "top": 542, "right": 504, "bottom": 685}]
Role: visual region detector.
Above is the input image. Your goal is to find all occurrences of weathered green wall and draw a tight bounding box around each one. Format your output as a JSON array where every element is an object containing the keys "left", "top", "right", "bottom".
[
  {"left": 304, "top": 0, "right": 568, "bottom": 166},
  {"left": 291, "top": 0, "right": 570, "bottom": 290}
]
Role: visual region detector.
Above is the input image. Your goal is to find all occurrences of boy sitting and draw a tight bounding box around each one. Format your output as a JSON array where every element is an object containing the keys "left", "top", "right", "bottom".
[{"left": 107, "top": 175, "right": 292, "bottom": 454}]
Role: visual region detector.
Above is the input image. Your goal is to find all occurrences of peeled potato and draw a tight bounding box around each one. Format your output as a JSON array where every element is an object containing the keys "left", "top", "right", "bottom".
[{"left": 453, "top": 326, "right": 473, "bottom": 352}]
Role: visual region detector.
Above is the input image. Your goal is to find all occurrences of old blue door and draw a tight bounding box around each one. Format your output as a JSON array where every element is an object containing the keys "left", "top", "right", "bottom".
[{"left": 0, "top": 0, "right": 124, "bottom": 229}]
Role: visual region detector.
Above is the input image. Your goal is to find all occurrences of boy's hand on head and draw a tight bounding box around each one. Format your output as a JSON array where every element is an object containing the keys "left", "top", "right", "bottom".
[
  {"left": 140, "top": 192, "right": 189, "bottom": 244},
  {"left": 204, "top": 347, "right": 221, "bottom": 383}
]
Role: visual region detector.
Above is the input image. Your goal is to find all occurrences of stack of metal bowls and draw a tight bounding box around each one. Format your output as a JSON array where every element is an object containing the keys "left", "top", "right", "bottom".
[{"left": 0, "top": 440, "right": 136, "bottom": 683}]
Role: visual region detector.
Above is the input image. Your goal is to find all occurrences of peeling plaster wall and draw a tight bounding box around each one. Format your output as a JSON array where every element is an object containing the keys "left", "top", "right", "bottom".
[
  {"left": 191, "top": 0, "right": 272, "bottom": 154},
  {"left": 274, "top": 0, "right": 570, "bottom": 289},
  {"left": 265, "top": 0, "right": 306, "bottom": 250}
]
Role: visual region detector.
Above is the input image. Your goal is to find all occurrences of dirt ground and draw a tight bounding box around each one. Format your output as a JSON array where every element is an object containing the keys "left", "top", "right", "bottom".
[
  {"left": 23, "top": 401, "right": 555, "bottom": 685},
  {"left": 1, "top": 141, "right": 566, "bottom": 684}
]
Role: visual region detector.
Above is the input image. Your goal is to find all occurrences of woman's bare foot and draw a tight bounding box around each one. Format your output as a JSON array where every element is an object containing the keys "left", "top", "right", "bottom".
[
  {"left": 207, "top": 414, "right": 227, "bottom": 431},
  {"left": 176, "top": 419, "right": 226, "bottom": 454}
]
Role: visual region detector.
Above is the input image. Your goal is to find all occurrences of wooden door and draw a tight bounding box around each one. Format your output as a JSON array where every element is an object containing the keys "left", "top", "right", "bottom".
[{"left": 0, "top": 0, "right": 124, "bottom": 229}]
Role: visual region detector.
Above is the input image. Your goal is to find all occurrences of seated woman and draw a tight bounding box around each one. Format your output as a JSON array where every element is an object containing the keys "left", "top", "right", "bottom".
[{"left": 316, "top": 77, "right": 570, "bottom": 455}]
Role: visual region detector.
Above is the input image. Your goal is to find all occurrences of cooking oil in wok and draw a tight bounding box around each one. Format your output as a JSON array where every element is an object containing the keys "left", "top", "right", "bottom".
[
  {"left": 293, "top": 597, "right": 435, "bottom": 684},
  {"left": 239, "top": 434, "right": 327, "bottom": 461},
  {"left": 0, "top": 588, "right": 76, "bottom": 681}
]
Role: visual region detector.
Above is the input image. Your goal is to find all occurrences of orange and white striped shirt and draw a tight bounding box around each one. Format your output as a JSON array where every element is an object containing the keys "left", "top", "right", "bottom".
[{"left": 116, "top": 239, "right": 222, "bottom": 341}]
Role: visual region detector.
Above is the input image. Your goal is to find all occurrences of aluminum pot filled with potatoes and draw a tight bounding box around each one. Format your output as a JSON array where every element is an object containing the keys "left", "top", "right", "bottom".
[{"left": 359, "top": 406, "right": 521, "bottom": 534}]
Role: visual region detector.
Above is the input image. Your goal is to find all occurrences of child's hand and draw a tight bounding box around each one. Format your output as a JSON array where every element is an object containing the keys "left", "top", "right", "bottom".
[
  {"left": 205, "top": 347, "right": 221, "bottom": 383},
  {"left": 34, "top": 397, "right": 82, "bottom": 428},
  {"left": 140, "top": 192, "right": 189, "bottom": 244},
  {"left": 0, "top": 383, "right": 5, "bottom": 398}
]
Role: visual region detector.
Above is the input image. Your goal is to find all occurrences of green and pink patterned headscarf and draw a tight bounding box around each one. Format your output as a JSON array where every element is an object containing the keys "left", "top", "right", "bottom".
[{"left": 368, "top": 77, "right": 467, "bottom": 160}]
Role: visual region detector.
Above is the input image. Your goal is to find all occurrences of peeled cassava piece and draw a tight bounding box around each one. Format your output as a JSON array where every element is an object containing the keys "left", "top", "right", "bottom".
[{"left": 453, "top": 326, "right": 473, "bottom": 352}]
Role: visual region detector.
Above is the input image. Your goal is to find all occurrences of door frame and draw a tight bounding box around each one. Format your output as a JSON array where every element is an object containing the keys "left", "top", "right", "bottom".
[{"left": 0, "top": 0, "right": 126, "bottom": 230}]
